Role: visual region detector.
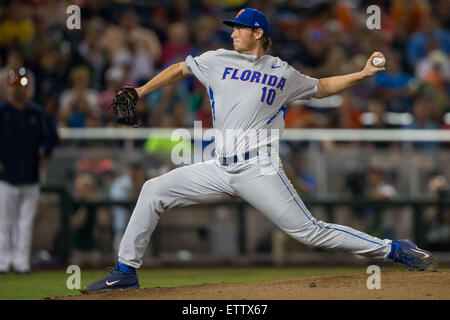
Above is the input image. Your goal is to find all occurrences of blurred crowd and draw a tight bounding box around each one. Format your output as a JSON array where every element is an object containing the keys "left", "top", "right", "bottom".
[{"left": 0, "top": 0, "right": 448, "bottom": 131}]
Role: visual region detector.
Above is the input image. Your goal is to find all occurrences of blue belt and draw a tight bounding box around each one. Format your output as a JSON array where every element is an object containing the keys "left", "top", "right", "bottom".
[{"left": 219, "top": 149, "right": 260, "bottom": 165}]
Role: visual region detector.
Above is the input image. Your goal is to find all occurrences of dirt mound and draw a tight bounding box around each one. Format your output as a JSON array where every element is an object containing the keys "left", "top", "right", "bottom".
[{"left": 54, "top": 270, "right": 450, "bottom": 300}]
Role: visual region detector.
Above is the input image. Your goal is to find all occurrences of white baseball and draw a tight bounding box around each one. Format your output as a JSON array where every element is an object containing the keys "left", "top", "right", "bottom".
[{"left": 372, "top": 56, "right": 385, "bottom": 68}]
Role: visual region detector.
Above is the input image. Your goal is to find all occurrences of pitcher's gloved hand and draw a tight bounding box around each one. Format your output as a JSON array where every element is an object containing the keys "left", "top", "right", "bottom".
[{"left": 110, "top": 86, "right": 139, "bottom": 127}]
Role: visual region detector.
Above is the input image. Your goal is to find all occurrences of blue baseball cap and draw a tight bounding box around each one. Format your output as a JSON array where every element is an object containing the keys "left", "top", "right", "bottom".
[{"left": 223, "top": 8, "right": 269, "bottom": 35}]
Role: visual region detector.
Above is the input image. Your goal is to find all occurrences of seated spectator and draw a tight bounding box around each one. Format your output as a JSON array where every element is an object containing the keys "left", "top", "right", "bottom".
[
  {"left": 363, "top": 100, "right": 389, "bottom": 129},
  {"left": 70, "top": 173, "right": 111, "bottom": 268},
  {"left": 389, "top": 0, "right": 429, "bottom": 35},
  {"left": 425, "top": 173, "right": 450, "bottom": 249},
  {"left": 285, "top": 101, "right": 317, "bottom": 128},
  {"left": 415, "top": 48, "right": 449, "bottom": 93},
  {"left": 0, "top": 2, "right": 34, "bottom": 49},
  {"left": 297, "top": 28, "right": 327, "bottom": 70},
  {"left": 172, "top": 100, "right": 191, "bottom": 128},
  {"left": 161, "top": 21, "right": 195, "bottom": 67},
  {"left": 366, "top": 168, "right": 398, "bottom": 200},
  {"left": 193, "top": 14, "right": 226, "bottom": 52},
  {"left": 196, "top": 95, "right": 213, "bottom": 128},
  {"left": 134, "top": 100, "right": 150, "bottom": 128},
  {"left": 99, "top": 66, "right": 125, "bottom": 126},
  {"left": 364, "top": 167, "right": 399, "bottom": 239},
  {"left": 77, "top": 17, "right": 107, "bottom": 90},
  {"left": 35, "top": 0, "right": 68, "bottom": 29},
  {"left": 33, "top": 46, "right": 68, "bottom": 102},
  {"left": 409, "top": 97, "right": 440, "bottom": 130},
  {"left": 110, "top": 160, "right": 147, "bottom": 253},
  {"left": 99, "top": 8, "right": 161, "bottom": 85},
  {"left": 333, "top": 91, "right": 363, "bottom": 129},
  {"left": 374, "top": 52, "right": 415, "bottom": 113},
  {"left": 66, "top": 96, "right": 92, "bottom": 128},
  {"left": 406, "top": 15, "right": 450, "bottom": 69},
  {"left": 362, "top": 100, "right": 397, "bottom": 149},
  {"left": 289, "top": 151, "right": 317, "bottom": 197},
  {"left": 414, "top": 79, "right": 449, "bottom": 123},
  {"left": 405, "top": 98, "right": 440, "bottom": 150},
  {"left": 59, "top": 65, "right": 100, "bottom": 127},
  {"left": 148, "top": 6, "right": 169, "bottom": 45}
]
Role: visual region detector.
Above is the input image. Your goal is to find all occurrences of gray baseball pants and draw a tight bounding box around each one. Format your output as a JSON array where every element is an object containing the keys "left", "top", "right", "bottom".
[
  {"left": 118, "top": 153, "right": 392, "bottom": 268},
  {"left": 0, "top": 180, "right": 40, "bottom": 272}
]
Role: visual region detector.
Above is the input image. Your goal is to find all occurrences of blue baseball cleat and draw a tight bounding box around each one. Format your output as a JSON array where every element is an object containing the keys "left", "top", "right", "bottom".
[
  {"left": 82, "top": 263, "right": 139, "bottom": 293},
  {"left": 389, "top": 240, "right": 438, "bottom": 271}
]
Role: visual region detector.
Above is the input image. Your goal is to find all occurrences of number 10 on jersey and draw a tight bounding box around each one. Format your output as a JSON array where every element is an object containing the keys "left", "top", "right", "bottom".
[{"left": 261, "top": 87, "right": 276, "bottom": 105}]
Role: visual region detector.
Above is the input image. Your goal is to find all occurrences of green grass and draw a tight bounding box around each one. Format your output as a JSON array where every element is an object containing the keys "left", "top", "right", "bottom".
[{"left": 0, "top": 266, "right": 404, "bottom": 300}]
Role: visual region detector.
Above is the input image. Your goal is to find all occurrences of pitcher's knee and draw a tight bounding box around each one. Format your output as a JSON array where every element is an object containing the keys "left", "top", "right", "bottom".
[
  {"left": 140, "top": 179, "right": 166, "bottom": 215},
  {"left": 281, "top": 220, "right": 325, "bottom": 246}
]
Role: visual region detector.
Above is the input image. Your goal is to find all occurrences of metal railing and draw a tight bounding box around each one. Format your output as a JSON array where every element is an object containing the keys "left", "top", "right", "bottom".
[
  {"left": 57, "top": 128, "right": 450, "bottom": 141},
  {"left": 41, "top": 185, "right": 450, "bottom": 264},
  {"left": 43, "top": 128, "right": 450, "bottom": 263}
]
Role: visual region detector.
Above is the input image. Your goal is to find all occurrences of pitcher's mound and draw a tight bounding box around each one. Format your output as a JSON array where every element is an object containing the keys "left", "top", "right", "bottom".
[{"left": 55, "top": 270, "right": 450, "bottom": 300}]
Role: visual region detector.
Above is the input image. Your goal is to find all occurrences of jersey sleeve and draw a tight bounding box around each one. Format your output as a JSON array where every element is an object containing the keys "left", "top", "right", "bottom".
[
  {"left": 285, "top": 66, "right": 319, "bottom": 102},
  {"left": 185, "top": 50, "right": 216, "bottom": 87}
]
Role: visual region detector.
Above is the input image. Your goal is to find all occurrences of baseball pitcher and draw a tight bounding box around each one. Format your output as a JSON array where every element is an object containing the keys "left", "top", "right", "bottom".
[{"left": 84, "top": 8, "right": 438, "bottom": 292}]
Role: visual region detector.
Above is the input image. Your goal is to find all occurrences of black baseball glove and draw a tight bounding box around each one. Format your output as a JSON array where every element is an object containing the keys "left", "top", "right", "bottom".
[{"left": 110, "top": 86, "right": 139, "bottom": 127}]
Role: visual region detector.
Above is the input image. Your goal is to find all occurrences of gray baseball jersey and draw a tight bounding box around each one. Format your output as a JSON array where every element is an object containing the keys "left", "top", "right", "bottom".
[
  {"left": 118, "top": 49, "right": 392, "bottom": 268},
  {"left": 185, "top": 49, "right": 319, "bottom": 156}
]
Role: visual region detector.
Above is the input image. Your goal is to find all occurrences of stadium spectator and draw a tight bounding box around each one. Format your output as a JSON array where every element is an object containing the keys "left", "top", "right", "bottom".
[
  {"left": 364, "top": 100, "right": 390, "bottom": 129},
  {"left": 99, "top": 66, "right": 125, "bottom": 126},
  {"left": 34, "top": 0, "right": 68, "bottom": 30},
  {"left": 99, "top": 8, "right": 161, "bottom": 85},
  {"left": 196, "top": 95, "right": 213, "bottom": 128},
  {"left": 389, "top": 0, "right": 429, "bottom": 36},
  {"left": 406, "top": 14, "right": 450, "bottom": 68},
  {"left": 415, "top": 48, "right": 450, "bottom": 92},
  {"left": 285, "top": 101, "right": 316, "bottom": 128},
  {"left": 364, "top": 167, "right": 400, "bottom": 239},
  {"left": 289, "top": 151, "right": 317, "bottom": 197},
  {"left": 374, "top": 51, "right": 415, "bottom": 114},
  {"left": 161, "top": 22, "right": 195, "bottom": 67},
  {"left": 363, "top": 100, "right": 398, "bottom": 149},
  {"left": 32, "top": 44, "right": 68, "bottom": 102},
  {"left": 425, "top": 173, "right": 450, "bottom": 249},
  {"left": 332, "top": 91, "right": 363, "bottom": 129},
  {"left": 148, "top": 6, "right": 170, "bottom": 45},
  {"left": 109, "top": 160, "right": 147, "bottom": 253},
  {"left": 405, "top": 98, "right": 440, "bottom": 150},
  {"left": 70, "top": 173, "right": 111, "bottom": 268},
  {"left": 0, "top": 2, "right": 35, "bottom": 49},
  {"left": 409, "top": 98, "right": 440, "bottom": 129},
  {"left": 134, "top": 99, "right": 151, "bottom": 128},
  {"left": 58, "top": 65, "right": 100, "bottom": 128},
  {"left": 366, "top": 168, "right": 398, "bottom": 201},
  {"left": 193, "top": 14, "right": 226, "bottom": 52},
  {"left": 77, "top": 17, "right": 108, "bottom": 90}
]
